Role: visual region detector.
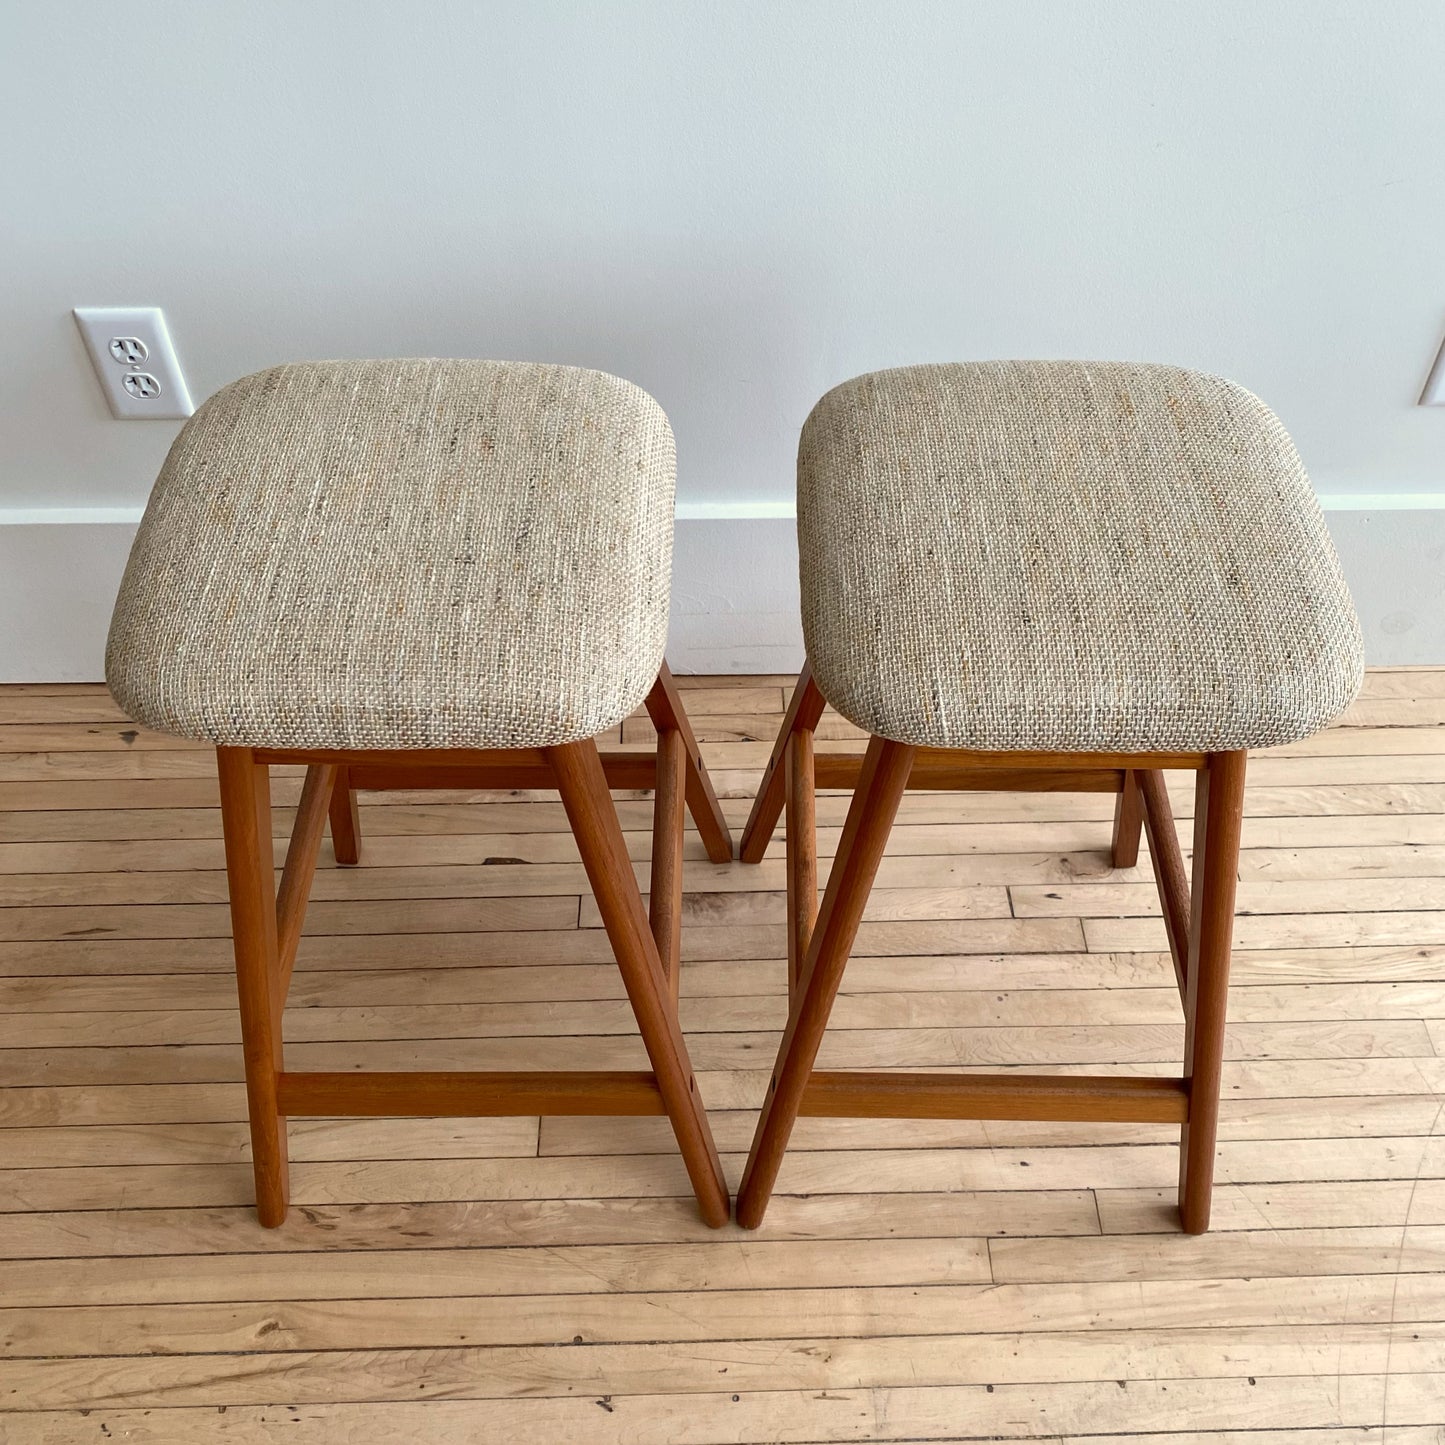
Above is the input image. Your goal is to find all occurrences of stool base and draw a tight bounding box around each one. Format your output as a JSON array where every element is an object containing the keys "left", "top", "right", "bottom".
[
  {"left": 217, "top": 668, "right": 733, "bottom": 1229},
  {"left": 735, "top": 665, "right": 1246, "bottom": 1235}
]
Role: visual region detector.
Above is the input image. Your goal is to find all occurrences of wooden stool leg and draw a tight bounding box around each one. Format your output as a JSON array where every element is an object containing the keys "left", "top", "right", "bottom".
[
  {"left": 217, "top": 747, "right": 290, "bottom": 1227},
  {"left": 784, "top": 727, "right": 817, "bottom": 1002},
  {"left": 740, "top": 663, "right": 826, "bottom": 864},
  {"left": 548, "top": 738, "right": 731, "bottom": 1228},
  {"left": 736, "top": 736, "right": 916, "bottom": 1229},
  {"left": 1178, "top": 749, "right": 1247, "bottom": 1234},
  {"left": 328, "top": 766, "right": 361, "bottom": 866},
  {"left": 644, "top": 664, "right": 734, "bottom": 864},
  {"left": 1111, "top": 769, "right": 1143, "bottom": 868},
  {"left": 649, "top": 726, "right": 687, "bottom": 1005}
]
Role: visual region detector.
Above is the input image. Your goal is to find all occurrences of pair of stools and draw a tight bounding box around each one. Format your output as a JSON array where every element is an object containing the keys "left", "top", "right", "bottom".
[{"left": 106, "top": 358, "right": 1362, "bottom": 1236}]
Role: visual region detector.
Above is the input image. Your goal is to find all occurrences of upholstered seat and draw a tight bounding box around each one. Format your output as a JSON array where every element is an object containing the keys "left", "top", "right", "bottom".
[
  {"left": 107, "top": 359, "right": 675, "bottom": 750},
  {"left": 798, "top": 360, "right": 1363, "bottom": 753}
]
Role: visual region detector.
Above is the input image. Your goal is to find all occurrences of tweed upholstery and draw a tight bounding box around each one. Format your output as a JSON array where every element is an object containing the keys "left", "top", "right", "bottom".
[
  {"left": 107, "top": 360, "right": 675, "bottom": 749},
  {"left": 799, "top": 361, "right": 1362, "bottom": 753}
]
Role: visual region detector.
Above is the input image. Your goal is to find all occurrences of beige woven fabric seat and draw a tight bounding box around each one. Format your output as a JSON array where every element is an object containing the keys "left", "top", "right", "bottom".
[
  {"left": 799, "top": 360, "right": 1362, "bottom": 753},
  {"left": 107, "top": 359, "right": 674, "bottom": 750}
]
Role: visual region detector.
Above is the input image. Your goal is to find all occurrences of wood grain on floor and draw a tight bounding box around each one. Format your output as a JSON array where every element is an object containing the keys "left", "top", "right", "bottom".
[{"left": 0, "top": 670, "right": 1442, "bottom": 1442}]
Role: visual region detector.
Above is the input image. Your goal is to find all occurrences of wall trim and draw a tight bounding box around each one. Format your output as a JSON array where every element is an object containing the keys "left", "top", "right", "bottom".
[
  {"left": 0, "top": 506, "right": 148, "bottom": 525},
  {"left": 4, "top": 492, "right": 1445, "bottom": 528},
  {"left": 1, "top": 500, "right": 1441, "bottom": 679},
  {"left": 1315, "top": 493, "right": 1445, "bottom": 511}
]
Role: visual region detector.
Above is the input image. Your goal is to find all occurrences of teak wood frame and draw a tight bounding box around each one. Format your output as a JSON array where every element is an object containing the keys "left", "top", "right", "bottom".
[
  {"left": 735, "top": 663, "right": 1247, "bottom": 1235},
  {"left": 217, "top": 666, "right": 732, "bottom": 1229}
]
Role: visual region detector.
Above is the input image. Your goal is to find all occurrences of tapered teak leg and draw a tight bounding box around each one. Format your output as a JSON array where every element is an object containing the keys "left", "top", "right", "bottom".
[
  {"left": 740, "top": 662, "right": 826, "bottom": 864},
  {"left": 217, "top": 747, "right": 290, "bottom": 1227},
  {"left": 548, "top": 738, "right": 730, "bottom": 1228},
  {"left": 1111, "top": 769, "right": 1143, "bottom": 869},
  {"left": 649, "top": 725, "right": 687, "bottom": 1005},
  {"left": 736, "top": 735, "right": 916, "bottom": 1229},
  {"left": 328, "top": 766, "right": 361, "bottom": 866},
  {"left": 1178, "top": 749, "right": 1247, "bottom": 1234},
  {"left": 784, "top": 726, "right": 817, "bottom": 1001},
  {"left": 1138, "top": 769, "right": 1192, "bottom": 999},
  {"left": 644, "top": 664, "right": 734, "bottom": 864}
]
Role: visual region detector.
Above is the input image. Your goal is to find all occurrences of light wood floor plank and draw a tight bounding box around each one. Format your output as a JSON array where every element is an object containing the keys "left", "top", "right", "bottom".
[
  {"left": 1098, "top": 1178, "right": 1445, "bottom": 1233},
  {"left": 990, "top": 1224, "right": 1445, "bottom": 1282},
  {"left": 0, "top": 1325, "right": 1436, "bottom": 1411},
  {"left": 2, "top": 979, "right": 1439, "bottom": 1049},
  {"left": 1, "top": 949, "right": 1440, "bottom": 1008},
  {"left": 4, "top": 1274, "right": 1443, "bottom": 1358},
  {"left": 0, "top": 1190, "right": 1098, "bottom": 1260},
  {"left": 2, "top": 1017, "right": 1428, "bottom": 1088},
  {"left": 0, "top": 1234, "right": 994, "bottom": 1308},
  {"left": 2, "top": 1136, "right": 1439, "bottom": 1214},
  {"left": 4, "top": 1375, "right": 1442, "bottom": 1442},
  {"left": 1086, "top": 910, "right": 1445, "bottom": 951}
]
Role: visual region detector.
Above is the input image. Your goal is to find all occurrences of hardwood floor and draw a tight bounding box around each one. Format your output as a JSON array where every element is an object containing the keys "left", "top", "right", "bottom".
[{"left": 1, "top": 671, "right": 1442, "bottom": 1442}]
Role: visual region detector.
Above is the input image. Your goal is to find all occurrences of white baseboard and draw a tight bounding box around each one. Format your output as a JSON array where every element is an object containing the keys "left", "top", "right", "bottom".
[
  {"left": 0, "top": 521, "right": 140, "bottom": 683},
  {"left": 1, "top": 502, "right": 1441, "bottom": 682}
]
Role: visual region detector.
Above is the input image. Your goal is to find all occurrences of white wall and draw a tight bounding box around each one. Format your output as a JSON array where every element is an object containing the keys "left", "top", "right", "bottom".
[{"left": 2, "top": 1, "right": 1443, "bottom": 674}]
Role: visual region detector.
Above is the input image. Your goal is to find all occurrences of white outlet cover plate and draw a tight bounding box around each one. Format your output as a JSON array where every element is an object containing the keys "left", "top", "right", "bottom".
[{"left": 73, "top": 306, "right": 195, "bottom": 420}]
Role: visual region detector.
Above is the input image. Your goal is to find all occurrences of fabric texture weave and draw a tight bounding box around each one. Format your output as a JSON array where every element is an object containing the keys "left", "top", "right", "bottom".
[
  {"left": 107, "top": 358, "right": 675, "bottom": 749},
  {"left": 798, "top": 360, "right": 1362, "bottom": 752}
]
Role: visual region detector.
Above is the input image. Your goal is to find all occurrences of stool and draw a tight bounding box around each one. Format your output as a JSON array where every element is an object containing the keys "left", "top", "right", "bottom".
[
  {"left": 735, "top": 361, "right": 1362, "bottom": 1233},
  {"left": 106, "top": 358, "right": 732, "bottom": 1228}
]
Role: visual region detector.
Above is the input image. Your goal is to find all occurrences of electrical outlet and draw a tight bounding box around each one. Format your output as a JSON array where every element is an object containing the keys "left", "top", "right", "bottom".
[{"left": 73, "top": 307, "right": 194, "bottom": 420}]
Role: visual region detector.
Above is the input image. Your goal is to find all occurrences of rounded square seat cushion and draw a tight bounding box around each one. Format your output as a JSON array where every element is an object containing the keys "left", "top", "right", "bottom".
[
  {"left": 799, "top": 361, "right": 1363, "bottom": 753},
  {"left": 106, "top": 359, "right": 675, "bottom": 749}
]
